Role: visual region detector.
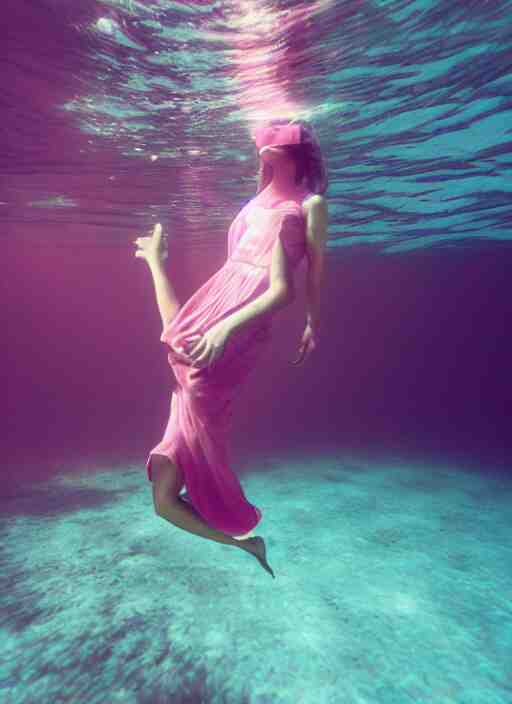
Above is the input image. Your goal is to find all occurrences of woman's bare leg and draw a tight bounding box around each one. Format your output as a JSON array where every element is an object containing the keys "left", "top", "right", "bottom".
[
  {"left": 151, "top": 454, "right": 243, "bottom": 547},
  {"left": 134, "top": 223, "right": 181, "bottom": 330},
  {"left": 158, "top": 495, "right": 245, "bottom": 547},
  {"left": 150, "top": 455, "right": 275, "bottom": 577}
]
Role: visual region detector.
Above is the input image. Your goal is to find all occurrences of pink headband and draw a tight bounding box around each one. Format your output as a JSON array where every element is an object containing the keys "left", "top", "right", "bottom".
[{"left": 252, "top": 124, "right": 302, "bottom": 150}]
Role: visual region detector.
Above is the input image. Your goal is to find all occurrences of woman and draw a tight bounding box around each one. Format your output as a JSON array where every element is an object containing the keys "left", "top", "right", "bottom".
[{"left": 134, "top": 118, "right": 329, "bottom": 578}]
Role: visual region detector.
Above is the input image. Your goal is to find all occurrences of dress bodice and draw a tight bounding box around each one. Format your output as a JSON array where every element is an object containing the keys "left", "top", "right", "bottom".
[
  {"left": 159, "top": 186, "right": 313, "bottom": 367},
  {"left": 227, "top": 187, "right": 312, "bottom": 271}
]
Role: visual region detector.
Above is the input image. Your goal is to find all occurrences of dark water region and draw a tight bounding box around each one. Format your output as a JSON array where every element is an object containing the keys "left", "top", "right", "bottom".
[{"left": 3, "top": 0, "right": 511, "bottom": 480}]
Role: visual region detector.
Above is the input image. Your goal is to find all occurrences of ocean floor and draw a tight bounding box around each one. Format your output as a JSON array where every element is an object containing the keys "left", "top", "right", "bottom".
[{"left": 1, "top": 452, "right": 511, "bottom": 704}]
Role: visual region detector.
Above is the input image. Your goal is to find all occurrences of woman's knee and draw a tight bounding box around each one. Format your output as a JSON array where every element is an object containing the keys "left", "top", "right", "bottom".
[{"left": 150, "top": 454, "right": 184, "bottom": 513}]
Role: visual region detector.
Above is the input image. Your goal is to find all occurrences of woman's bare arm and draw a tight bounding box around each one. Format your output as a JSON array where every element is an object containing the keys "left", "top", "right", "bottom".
[{"left": 304, "top": 195, "right": 329, "bottom": 332}]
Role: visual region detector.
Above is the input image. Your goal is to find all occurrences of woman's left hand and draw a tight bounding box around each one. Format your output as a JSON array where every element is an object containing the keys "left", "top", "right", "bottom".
[
  {"left": 290, "top": 323, "right": 317, "bottom": 365},
  {"left": 186, "top": 321, "right": 233, "bottom": 369}
]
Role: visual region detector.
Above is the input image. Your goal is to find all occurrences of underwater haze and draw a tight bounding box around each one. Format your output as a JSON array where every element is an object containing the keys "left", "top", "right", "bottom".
[{"left": 2, "top": 1, "right": 511, "bottom": 703}]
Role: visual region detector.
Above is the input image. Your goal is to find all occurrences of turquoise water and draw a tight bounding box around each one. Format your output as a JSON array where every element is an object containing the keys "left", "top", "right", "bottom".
[{"left": 2, "top": 0, "right": 511, "bottom": 252}]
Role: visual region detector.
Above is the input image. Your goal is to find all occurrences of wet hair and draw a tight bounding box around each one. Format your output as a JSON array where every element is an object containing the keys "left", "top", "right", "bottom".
[{"left": 255, "top": 117, "right": 329, "bottom": 196}]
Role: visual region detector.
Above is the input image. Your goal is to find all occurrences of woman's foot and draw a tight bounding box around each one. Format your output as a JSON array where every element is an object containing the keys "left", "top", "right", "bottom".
[
  {"left": 134, "top": 222, "right": 168, "bottom": 265},
  {"left": 179, "top": 487, "right": 191, "bottom": 503},
  {"left": 242, "top": 536, "right": 275, "bottom": 579}
]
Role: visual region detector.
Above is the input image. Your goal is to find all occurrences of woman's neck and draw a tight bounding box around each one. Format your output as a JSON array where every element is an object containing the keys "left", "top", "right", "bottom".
[{"left": 259, "top": 178, "right": 307, "bottom": 203}]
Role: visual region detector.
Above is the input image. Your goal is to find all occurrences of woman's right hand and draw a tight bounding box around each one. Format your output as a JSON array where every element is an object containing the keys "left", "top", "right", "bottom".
[{"left": 134, "top": 223, "right": 168, "bottom": 265}]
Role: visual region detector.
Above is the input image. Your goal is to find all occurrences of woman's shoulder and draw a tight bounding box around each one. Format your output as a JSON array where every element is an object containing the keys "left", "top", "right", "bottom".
[
  {"left": 302, "top": 192, "right": 325, "bottom": 207},
  {"left": 302, "top": 193, "right": 327, "bottom": 218}
]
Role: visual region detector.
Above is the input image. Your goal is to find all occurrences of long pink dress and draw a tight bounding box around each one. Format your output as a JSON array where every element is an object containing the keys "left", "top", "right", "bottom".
[{"left": 146, "top": 184, "right": 312, "bottom": 538}]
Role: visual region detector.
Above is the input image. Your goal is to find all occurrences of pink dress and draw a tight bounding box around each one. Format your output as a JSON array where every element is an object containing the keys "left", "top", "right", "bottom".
[{"left": 146, "top": 185, "right": 312, "bottom": 537}]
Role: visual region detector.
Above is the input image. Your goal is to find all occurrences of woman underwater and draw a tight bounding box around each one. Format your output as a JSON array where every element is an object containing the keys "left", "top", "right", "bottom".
[{"left": 134, "top": 118, "right": 329, "bottom": 578}]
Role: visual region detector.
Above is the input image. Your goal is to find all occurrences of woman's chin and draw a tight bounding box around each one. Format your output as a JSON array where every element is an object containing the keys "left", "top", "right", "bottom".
[{"left": 260, "top": 152, "right": 281, "bottom": 165}]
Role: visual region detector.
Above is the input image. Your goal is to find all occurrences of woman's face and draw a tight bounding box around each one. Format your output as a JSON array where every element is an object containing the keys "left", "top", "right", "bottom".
[{"left": 258, "top": 144, "right": 288, "bottom": 163}]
